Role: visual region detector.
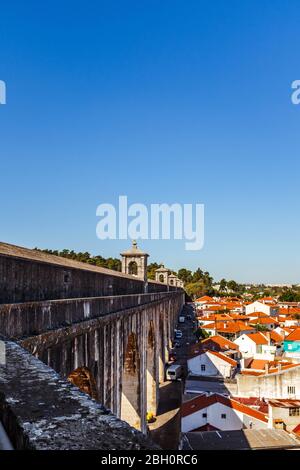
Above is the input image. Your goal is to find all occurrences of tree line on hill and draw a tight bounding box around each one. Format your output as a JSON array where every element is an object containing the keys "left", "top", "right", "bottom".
[{"left": 34, "top": 248, "right": 300, "bottom": 301}]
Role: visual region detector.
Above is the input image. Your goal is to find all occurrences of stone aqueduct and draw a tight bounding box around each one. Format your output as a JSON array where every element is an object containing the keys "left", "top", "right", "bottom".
[{"left": 0, "top": 242, "right": 185, "bottom": 448}]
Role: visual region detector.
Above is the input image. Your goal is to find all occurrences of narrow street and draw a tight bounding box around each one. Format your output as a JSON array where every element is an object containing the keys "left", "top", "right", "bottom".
[{"left": 149, "top": 303, "right": 196, "bottom": 449}]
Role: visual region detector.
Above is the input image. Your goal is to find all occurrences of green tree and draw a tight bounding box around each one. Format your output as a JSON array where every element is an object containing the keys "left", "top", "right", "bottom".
[
  {"left": 227, "top": 280, "right": 238, "bottom": 292},
  {"left": 279, "top": 290, "right": 300, "bottom": 302},
  {"left": 219, "top": 278, "right": 227, "bottom": 291},
  {"left": 195, "top": 328, "right": 210, "bottom": 341},
  {"left": 177, "top": 268, "right": 193, "bottom": 284}
]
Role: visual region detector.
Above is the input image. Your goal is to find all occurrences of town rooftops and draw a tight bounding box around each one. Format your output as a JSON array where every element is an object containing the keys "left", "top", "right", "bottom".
[
  {"left": 293, "top": 424, "right": 300, "bottom": 435},
  {"left": 246, "top": 311, "right": 270, "bottom": 318},
  {"left": 181, "top": 393, "right": 268, "bottom": 423}
]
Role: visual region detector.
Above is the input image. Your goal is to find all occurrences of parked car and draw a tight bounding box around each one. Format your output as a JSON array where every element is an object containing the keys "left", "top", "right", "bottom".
[
  {"left": 175, "top": 330, "right": 183, "bottom": 339},
  {"left": 166, "top": 364, "right": 183, "bottom": 381}
]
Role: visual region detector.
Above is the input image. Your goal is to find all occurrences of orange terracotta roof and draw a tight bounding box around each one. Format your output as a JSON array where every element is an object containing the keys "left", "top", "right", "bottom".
[
  {"left": 196, "top": 296, "right": 214, "bottom": 302},
  {"left": 245, "top": 332, "right": 269, "bottom": 345},
  {"left": 206, "top": 349, "right": 237, "bottom": 366},
  {"left": 269, "top": 399, "right": 300, "bottom": 408},
  {"left": 259, "top": 297, "right": 276, "bottom": 303},
  {"left": 188, "top": 347, "right": 237, "bottom": 366},
  {"left": 246, "top": 311, "right": 270, "bottom": 318},
  {"left": 181, "top": 394, "right": 268, "bottom": 423},
  {"left": 202, "top": 305, "right": 223, "bottom": 311},
  {"left": 270, "top": 330, "right": 284, "bottom": 343},
  {"left": 241, "top": 363, "right": 300, "bottom": 376},
  {"left": 250, "top": 317, "right": 278, "bottom": 325},
  {"left": 286, "top": 328, "right": 300, "bottom": 341},
  {"left": 248, "top": 359, "right": 270, "bottom": 370},
  {"left": 293, "top": 424, "right": 300, "bottom": 435},
  {"left": 215, "top": 321, "right": 255, "bottom": 334},
  {"left": 201, "top": 335, "right": 239, "bottom": 350},
  {"left": 202, "top": 322, "right": 216, "bottom": 329}
]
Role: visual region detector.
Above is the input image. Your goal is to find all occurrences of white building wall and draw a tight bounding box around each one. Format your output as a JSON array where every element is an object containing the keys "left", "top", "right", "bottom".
[
  {"left": 182, "top": 402, "right": 267, "bottom": 432},
  {"left": 187, "top": 352, "right": 233, "bottom": 378},
  {"left": 234, "top": 335, "right": 257, "bottom": 357},
  {"left": 246, "top": 301, "right": 271, "bottom": 316}
]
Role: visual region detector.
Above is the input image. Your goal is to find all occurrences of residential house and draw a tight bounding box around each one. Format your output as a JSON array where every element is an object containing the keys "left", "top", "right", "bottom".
[
  {"left": 181, "top": 393, "right": 268, "bottom": 433},
  {"left": 199, "top": 335, "right": 240, "bottom": 360},
  {"left": 268, "top": 399, "right": 300, "bottom": 432},
  {"left": 245, "top": 301, "right": 278, "bottom": 317},
  {"left": 234, "top": 332, "right": 276, "bottom": 359},
  {"left": 284, "top": 328, "right": 300, "bottom": 359},
  {"left": 237, "top": 362, "right": 300, "bottom": 399},
  {"left": 187, "top": 349, "right": 237, "bottom": 379}
]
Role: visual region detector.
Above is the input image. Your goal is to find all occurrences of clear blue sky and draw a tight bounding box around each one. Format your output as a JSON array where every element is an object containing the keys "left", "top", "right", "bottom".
[{"left": 1, "top": 0, "right": 300, "bottom": 284}]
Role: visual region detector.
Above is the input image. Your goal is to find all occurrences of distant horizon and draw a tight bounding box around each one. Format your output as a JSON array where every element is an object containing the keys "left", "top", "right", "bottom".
[
  {"left": 1, "top": 238, "right": 298, "bottom": 287},
  {"left": 1, "top": 2, "right": 300, "bottom": 284}
]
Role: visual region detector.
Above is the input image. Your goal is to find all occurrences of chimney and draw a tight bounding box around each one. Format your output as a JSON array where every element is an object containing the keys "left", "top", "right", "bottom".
[
  {"left": 278, "top": 363, "right": 282, "bottom": 372},
  {"left": 266, "top": 332, "right": 271, "bottom": 346},
  {"left": 265, "top": 363, "right": 269, "bottom": 374}
]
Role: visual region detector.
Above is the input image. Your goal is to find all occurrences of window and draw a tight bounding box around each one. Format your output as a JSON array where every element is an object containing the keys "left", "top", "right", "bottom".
[
  {"left": 288, "top": 386, "right": 296, "bottom": 394},
  {"left": 202, "top": 413, "right": 207, "bottom": 418},
  {"left": 64, "top": 273, "right": 70, "bottom": 283},
  {"left": 289, "top": 408, "right": 300, "bottom": 416},
  {"left": 201, "top": 365, "right": 206, "bottom": 371},
  {"left": 221, "top": 414, "right": 226, "bottom": 419}
]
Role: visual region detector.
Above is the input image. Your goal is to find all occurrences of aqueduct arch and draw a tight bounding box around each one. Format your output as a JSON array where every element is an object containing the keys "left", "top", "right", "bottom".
[
  {"left": 146, "top": 320, "right": 158, "bottom": 415},
  {"left": 68, "top": 366, "right": 98, "bottom": 400},
  {"left": 121, "top": 332, "right": 141, "bottom": 429}
]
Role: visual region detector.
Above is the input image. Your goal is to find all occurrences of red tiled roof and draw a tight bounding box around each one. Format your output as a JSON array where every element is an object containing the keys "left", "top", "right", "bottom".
[
  {"left": 201, "top": 335, "right": 239, "bottom": 351},
  {"left": 293, "top": 424, "right": 300, "bottom": 435},
  {"left": 188, "top": 347, "right": 237, "bottom": 366},
  {"left": 246, "top": 311, "right": 270, "bottom": 318},
  {"left": 202, "top": 322, "right": 216, "bottom": 329},
  {"left": 206, "top": 349, "right": 237, "bottom": 366},
  {"left": 216, "top": 321, "right": 254, "bottom": 334},
  {"left": 181, "top": 393, "right": 268, "bottom": 423},
  {"left": 196, "top": 296, "right": 214, "bottom": 302},
  {"left": 232, "top": 397, "right": 268, "bottom": 413},
  {"left": 250, "top": 317, "right": 278, "bottom": 325},
  {"left": 241, "top": 363, "right": 300, "bottom": 376},
  {"left": 248, "top": 359, "right": 270, "bottom": 370},
  {"left": 268, "top": 399, "right": 300, "bottom": 408},
  {"left": 270, "top": 330, "right": 284, "bottom": 343},
  {"left": 245, "top": 332, "right": 269, "bottom": 345}
]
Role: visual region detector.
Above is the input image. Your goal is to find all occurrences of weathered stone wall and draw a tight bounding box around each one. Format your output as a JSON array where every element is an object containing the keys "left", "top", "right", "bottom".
[
  {"left": 0, "top": 252, "right": 171, "bottom": 304},
  {"left": 20, "top": 292, "right": 184, "bottom": 433},
  {"left": 0, "top": 292, "right": 175, "bottom": 339},
  {"left": 237, "top": 367, "right": 300, "bottom": 399},
  {"left": 0, "top": 340, "right": 159, "bottom": 450}
]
